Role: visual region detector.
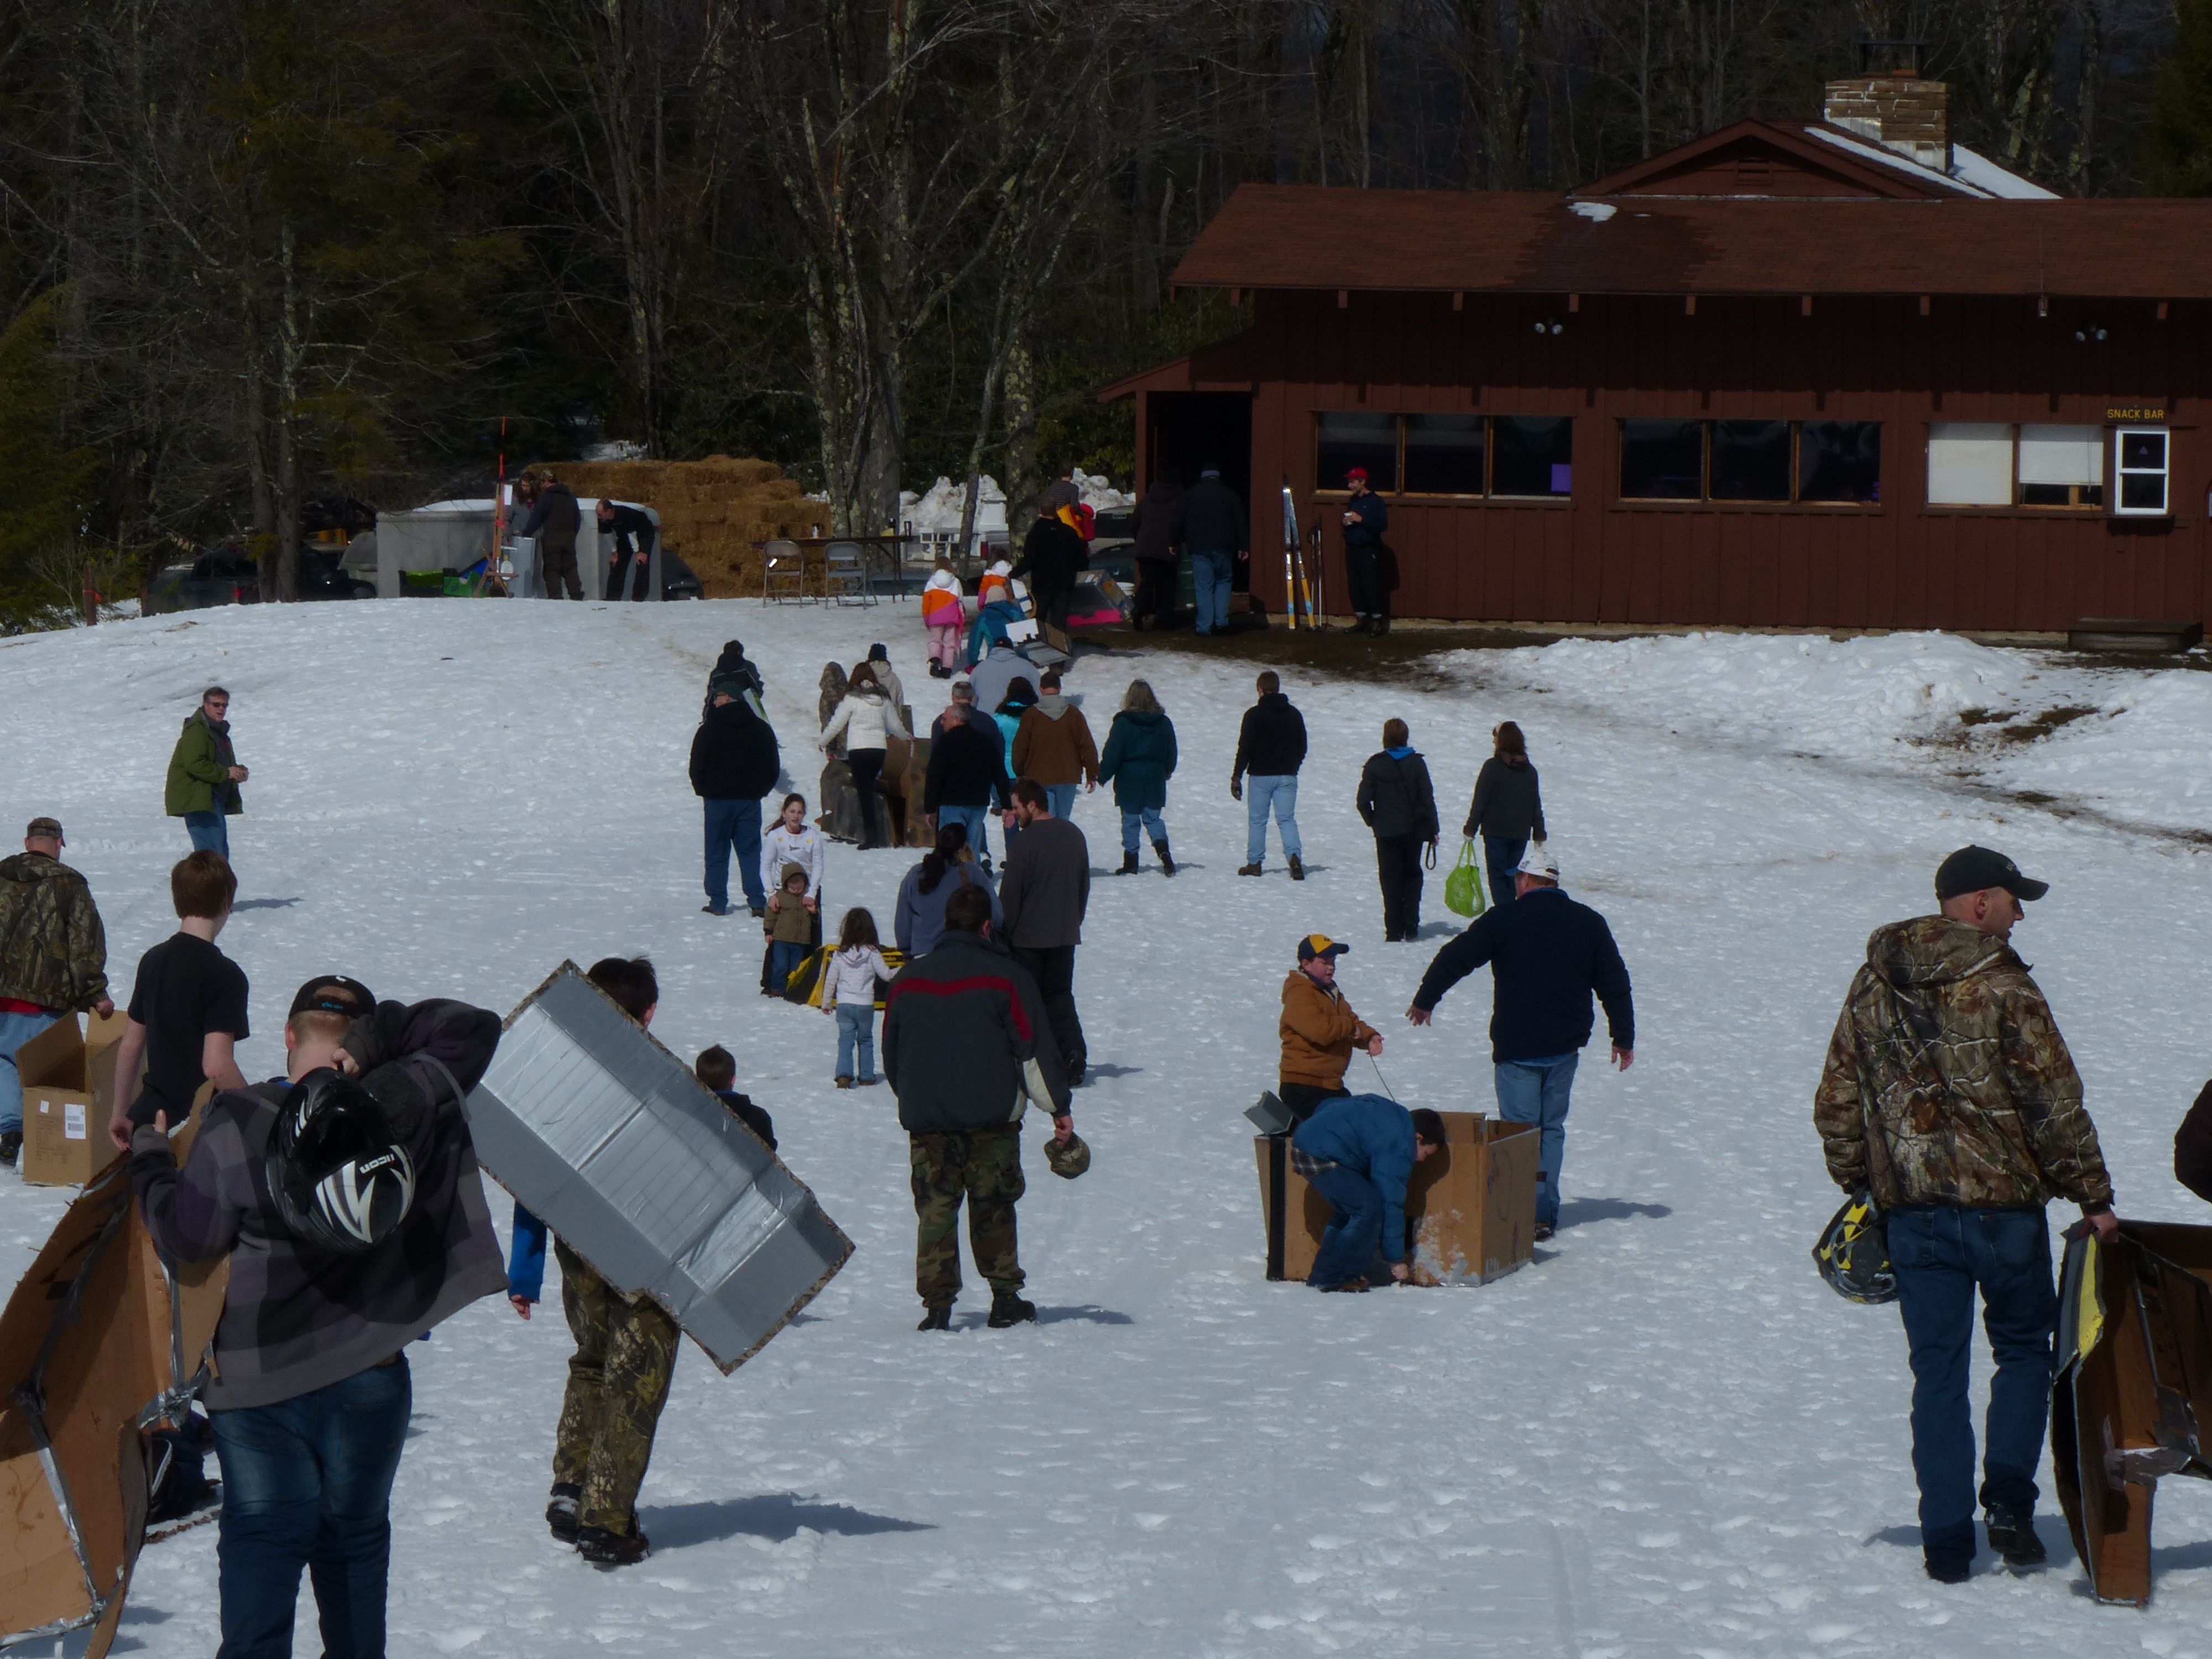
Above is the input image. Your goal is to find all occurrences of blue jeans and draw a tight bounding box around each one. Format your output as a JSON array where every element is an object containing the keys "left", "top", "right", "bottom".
[
  {"left": 1887, "top": 1207, "right": 2058, "bottom": 1561},
  {"left": 211, "top": 1356, "right": 412, "bottom": 1659},
  {"left": 1120, "top": 806, "right": 1165, "bottom": 852},
  {"left": 1191, "top": 550, "right": 1233, "bottom": 633},
  {"left": 1046, "top": 783, "right": 1079, "bottom": 821},
  {"left": 937, "top": 802, "right": 992, "bottom": 866},
  {"left": 1245, "top": 775, "right": 1302, "bottom": 864},
  {"left": 768, "top": 940, "right": 807, "bottom": 993},
  {"left": 702, "top": 797, "right": 766, "bottom": 912},
  {"left": 835, "top": 1003, "right": 876, "bottom": 1080},
  {"left": 185, "top": 810, "right": 229, "bottom": 857},
  {"left": 1305, "top": 1162, "right": 1387, "bottom": 1286},
  {"left": 0, "top": 1006, "right": 61, "bottom": 1135},
  {"left": 1483, "top": 836, "right": 1525, "bottom": 908},
  {"left": 1492, "top": 1052, "right": 1579, "bottom": 1227}
]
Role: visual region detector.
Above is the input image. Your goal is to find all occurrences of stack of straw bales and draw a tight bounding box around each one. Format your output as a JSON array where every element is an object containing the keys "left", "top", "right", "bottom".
[{"left": 546, "top": 455, "right": 828, "bottom": 599}]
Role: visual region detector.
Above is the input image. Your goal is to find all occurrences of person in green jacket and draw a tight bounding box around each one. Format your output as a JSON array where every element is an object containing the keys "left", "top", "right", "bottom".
[
  {"left": 166, "top": 686, "right": 248, "bottom": 858},
  {"left": 1098, "top": 679, "right": 1178, "bottom": 878}
]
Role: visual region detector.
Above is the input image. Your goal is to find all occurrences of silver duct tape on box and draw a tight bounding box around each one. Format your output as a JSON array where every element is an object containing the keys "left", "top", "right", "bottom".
[{"left": 466, "top": 964, "right": 853, "bottom": 1373}]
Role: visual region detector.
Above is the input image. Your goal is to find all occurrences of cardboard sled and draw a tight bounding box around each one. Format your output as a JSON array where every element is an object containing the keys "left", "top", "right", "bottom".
[
  {"left": 0, "top": 1108, "right": 228, "bottom": 1654},
  {"left": 15, "top": 1011, "right": 134, "bottom": 1187},
  {"left": 465, "top": 964, "right": 854, "bottom": 1372},
  {"left": 2053, "top": 1219, "right": 2212, "bottom": 1606},
  {"left": 1256, "top": 1109, "right": 1538, "bottom": 1285}
]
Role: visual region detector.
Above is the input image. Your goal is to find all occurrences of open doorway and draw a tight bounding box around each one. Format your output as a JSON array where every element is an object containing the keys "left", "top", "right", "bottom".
[{"left": 1147, "top": 392, "right": 1253, "bottom": 593}]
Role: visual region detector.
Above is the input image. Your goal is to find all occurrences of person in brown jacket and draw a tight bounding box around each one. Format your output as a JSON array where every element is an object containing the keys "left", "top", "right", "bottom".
[
  {"left": 1279, "top": 934, "right": 1381, "bottom": 1123},
  {"left": 1011, "top": 670, "right": 1098, "bottom": 821}
]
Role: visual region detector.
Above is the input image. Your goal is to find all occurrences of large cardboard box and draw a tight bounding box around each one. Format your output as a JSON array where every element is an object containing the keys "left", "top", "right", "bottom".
[
  {"left": 1256, "top": 1109, "right": 1539, "bottom": 1285},
  {"left": 17, "top": 1011, "right": 133, "bottom": 1187}
]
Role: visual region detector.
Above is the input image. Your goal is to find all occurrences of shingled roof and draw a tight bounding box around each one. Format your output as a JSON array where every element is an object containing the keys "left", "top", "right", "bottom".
[{"left": 1168, "top": 185, "right": 2212, "bottom": 300}]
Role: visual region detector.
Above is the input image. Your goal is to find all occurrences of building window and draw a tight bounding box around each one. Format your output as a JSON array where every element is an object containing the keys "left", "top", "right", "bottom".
[
  {"left": 1316, "top": 414, "right": 1398, "bottom": 492},
  {"left": 1622, "top": 419, "right": 1884, "bottom": 505},
  {"left": 1926, "top": 423, "right": 2014, "bottom": 505},
  {"left": 2017, "top": 425, "right": 2105, "bottom": 508},
  {"left": 2115, "top": 428, "right": 2171, "bottom": 517},
  {"left": 1402, "top": 415, "right": 1485, "bottom": 494},
  {"left": 1799, "top": 421, "right": 1883, "bottom": 503},
  {"left": 1620, "top": 419, "right": 1705, "bottom": 499},
  {"left": 1313, "top": 414, "right": 1572, "bottom": 498},
  {"left": 1491, "top": 416, "right": 1573, "bottom": 497}
]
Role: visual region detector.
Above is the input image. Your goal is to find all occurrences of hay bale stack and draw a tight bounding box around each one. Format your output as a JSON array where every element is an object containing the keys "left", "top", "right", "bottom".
[{"left": 545, "top": 455, "right": 828, "bottom": 598}]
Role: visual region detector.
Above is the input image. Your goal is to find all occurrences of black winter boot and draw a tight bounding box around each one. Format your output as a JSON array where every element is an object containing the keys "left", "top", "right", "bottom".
[
  {"left": 987, "top": 1292, "right": 1037, "bottom": 1328},
  {"left": 578, "top": 1520, "right": 650, "bottom": 1566},
  {"left": 1985, "top": 1506, "right": 2046, "bottom": 1569},
  {"left": 1117, "top": 849, "right": 1140, "bottom": 875},
  {"left": 545, "top": 1484, "right": 581, "bottom": 1543},
  {"left": 916, "top": 1305, "right": 953, "bottom": 1332},
  {"left": 1287, "top": 854, "right": 1305, "bottom": 881},
  {"left": 0, "top": 1129, "right": 19, "bottom": 1166},
  {"left": 1154, "top": 839, "right": 1176, "bottom": 876}
]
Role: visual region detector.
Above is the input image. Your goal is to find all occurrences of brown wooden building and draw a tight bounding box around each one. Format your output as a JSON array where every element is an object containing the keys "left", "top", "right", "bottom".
[{"left": 1103, "top": 74, "right": 2210, "bottom": 634}]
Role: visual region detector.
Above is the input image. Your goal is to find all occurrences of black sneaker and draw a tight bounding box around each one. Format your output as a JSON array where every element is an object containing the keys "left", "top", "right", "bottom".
[
  {"left": 986, "top": 1293, "right": 1036, "bottom": 1328},
  {"left": 1533, "top": 1223, "right": 1555, "bottom": 1243},
  {"left": 0, "top": 1129, "right": 19, "bottom": 1167},
  {"left": 1985, "top": 1506, "right": 2046, "bottom": 1569},
  {"left": 577, "top": 1521, "right": 650, "bottom": 1566},
  {"left": 545, "top": 1484, "right": 581, "bottom": 1544},
  {"left": 917, "top": 1305, "right": 953, "bottom": 1332}
]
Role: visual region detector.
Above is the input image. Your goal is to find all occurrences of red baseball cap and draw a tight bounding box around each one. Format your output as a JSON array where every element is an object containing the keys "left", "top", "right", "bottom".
[{"left": 1344, "top": 466, "right": 1369, "bottom": 482}]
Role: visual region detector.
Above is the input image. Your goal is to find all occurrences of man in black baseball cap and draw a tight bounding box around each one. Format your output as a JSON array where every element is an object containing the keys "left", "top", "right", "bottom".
[
  {"left": 290, "top": 975, "right": 377, "bottom": 1020},
  {"left": 1933, "top": 845, "right": 2048, "bottom": 943}
]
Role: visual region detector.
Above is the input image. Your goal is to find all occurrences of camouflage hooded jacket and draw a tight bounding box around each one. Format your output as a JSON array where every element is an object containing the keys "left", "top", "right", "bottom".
[
  {"left": 0, "top": 852, "right": 109, "bottom": 1011},
  {"left": 1813, "top": 915, "right": 2112, "bottom": 1211}
]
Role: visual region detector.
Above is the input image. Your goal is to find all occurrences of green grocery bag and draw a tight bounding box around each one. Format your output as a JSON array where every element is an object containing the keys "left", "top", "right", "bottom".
[{"left": 1443, "top": 839, "right": 1487, "bottom": 919}]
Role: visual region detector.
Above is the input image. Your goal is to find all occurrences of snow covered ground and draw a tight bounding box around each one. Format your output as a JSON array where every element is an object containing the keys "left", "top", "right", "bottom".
[{"left": 6, "top": 601, "right": 2212, "bottom": 1657}]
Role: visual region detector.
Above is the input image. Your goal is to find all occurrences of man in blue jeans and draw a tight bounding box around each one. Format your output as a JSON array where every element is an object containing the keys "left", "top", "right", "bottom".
[
  {"left": 1290, "top": 1094, "right": 1445, "bottom": 1290},
  {"left": 1814, "top": 843, "right": 2117, "bottom": 1584},
  {"left": 688, "top": 688, "right": 779, "bottom": 916},
  {"left": 132, "top": 980, "right": 509, "bottom": 1657},
  {"left": 1171, "top": 463, "right": 1246, "bottom": 637},
  {"left": 1405, "top": 842, "right": 1633, "bottom": 1244},
  {"left": 1231, "top": 671, "right": 1308, "bottom": 879}
]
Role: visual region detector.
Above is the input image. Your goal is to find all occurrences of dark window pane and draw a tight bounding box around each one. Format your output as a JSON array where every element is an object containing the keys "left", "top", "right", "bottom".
[
  {"left": 2120, "top": 473, "right": 2167, "bottom": 512},
  {"left": 1620, "top": 419, "right": 1704, "bottom": 499},
  {"left": 2120, "top": 431, "right": 2168, "bottom": 470},
  {"left": 2019, "top": 482, "right": 2071, "bottom": 507},
  {"left": 1402, "top": 415, "right": 1485, "bottom": 494},
  {"left": 1710, "top": 420, "right": 1791, "bottom": 501},
  {"left": 1316, "top": 414, "right": 1398, "bottom": 492},
  {"left": 1798, "top": 421, "right": 1882, "bottom": 503},
  {"left": 1492, "top": 416, "right": 1572, "bottom": 497}
]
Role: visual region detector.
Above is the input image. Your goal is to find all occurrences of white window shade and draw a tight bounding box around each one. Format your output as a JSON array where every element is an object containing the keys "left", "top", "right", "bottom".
[
  {"left": 1928, "top": 423, "right": 2013, "bottom": 505},
  {"left": 2018, "top": 425, "right": 2104, "bottom": 486}
]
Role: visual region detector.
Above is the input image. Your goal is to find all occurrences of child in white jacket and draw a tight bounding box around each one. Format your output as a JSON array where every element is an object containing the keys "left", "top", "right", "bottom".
[{"left": 822, "top": 907, "right": 892, "bottom": 1087}]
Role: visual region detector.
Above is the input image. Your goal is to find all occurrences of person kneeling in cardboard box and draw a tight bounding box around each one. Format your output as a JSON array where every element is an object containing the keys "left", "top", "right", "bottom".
[
  {"left": 130, "top": 978, "right": 508, "bottom": 1658},
  {"left": 1291, "top": 1095, "right": 1445, "bottom": 1291}
]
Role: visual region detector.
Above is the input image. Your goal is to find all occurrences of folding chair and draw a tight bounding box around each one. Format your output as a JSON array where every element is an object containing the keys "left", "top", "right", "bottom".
[
  {"left": 824, "top": 540, "right": 875, "bottom": 606},
  {"left": 762, "top": 539, "right": 808, "bottom": 604}
]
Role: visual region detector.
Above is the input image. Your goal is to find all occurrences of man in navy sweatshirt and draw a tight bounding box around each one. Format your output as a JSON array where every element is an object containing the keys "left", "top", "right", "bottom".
[
  {"left": 1405, "top": 842, "right": 1634, "bottom": 1242},
  {"left": 1291, "top": 1095, "right": 1446, "bottom": 1290}
]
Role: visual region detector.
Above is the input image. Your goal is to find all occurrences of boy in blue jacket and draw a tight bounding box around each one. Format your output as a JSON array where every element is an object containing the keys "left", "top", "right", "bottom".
[{"left": 1290, "top": 1094, "right": 1445, "bottom": 1291}]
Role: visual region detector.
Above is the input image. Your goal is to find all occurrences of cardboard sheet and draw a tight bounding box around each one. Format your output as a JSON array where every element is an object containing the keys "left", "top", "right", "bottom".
[
  {"left": 0, "top": 1110, "right": 228, "bottom": 1652},
  {"left": 465, "top": 963, "right": 854, "bottom": 1373},
  {"left": 2053, "top": 1220, "right": 2212, "bottom": 1606},
  {"left": 1256, "top": 1109, "right": 1538, "bottom": 1285},
  {"left": 16, "top": 1011, "right": 133, "bottom": 1188}
]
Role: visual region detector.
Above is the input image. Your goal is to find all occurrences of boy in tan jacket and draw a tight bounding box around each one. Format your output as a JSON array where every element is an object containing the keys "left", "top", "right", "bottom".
[{"left": 1278, "top": 933, "right": 1381, "bottom": 1123}]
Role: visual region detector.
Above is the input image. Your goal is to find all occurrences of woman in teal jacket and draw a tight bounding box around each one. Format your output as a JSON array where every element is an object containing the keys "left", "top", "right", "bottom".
[{"left": 1098, "top": 679, "right": 1178, "bottom": 877}]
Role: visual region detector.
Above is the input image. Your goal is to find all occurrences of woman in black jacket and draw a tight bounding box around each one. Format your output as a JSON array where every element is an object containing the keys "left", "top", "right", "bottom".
[
  {"left": 1463, "top": 720, "right": 1547, "bottom": 909},
  {"left": 1355, "top": 717, "right": 1441, "bottom": 942}
]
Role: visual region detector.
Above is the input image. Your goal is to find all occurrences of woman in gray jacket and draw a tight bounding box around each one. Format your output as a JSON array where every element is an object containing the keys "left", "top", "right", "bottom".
[{"left": 1463, "top": 721, "right": 1547, "bottom": 908}]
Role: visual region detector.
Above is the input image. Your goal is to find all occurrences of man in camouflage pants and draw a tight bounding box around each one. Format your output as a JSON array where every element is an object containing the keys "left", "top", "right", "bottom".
[
  {"left": 0, "top": 816, "right": 112, "bottom": 1166},
  {"left": 1814, "top": 844, "right": 2117, "bottom": 1587},
  {"left": 884, "top": 882, "right": 1073, "bottom": 1332}
]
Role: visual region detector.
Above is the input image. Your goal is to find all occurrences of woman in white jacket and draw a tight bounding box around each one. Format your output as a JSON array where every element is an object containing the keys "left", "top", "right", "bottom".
[
  {"left": 821, "top": 906, "right": 893, "bottom": 1086},
  {"left": 818, "top": 662, "right": 910, "bottom": 850}
]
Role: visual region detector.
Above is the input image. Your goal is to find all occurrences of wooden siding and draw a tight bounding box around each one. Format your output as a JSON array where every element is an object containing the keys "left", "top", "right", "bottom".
[{"left": 1205, "top": 289, "right": 2207, "bottom": 632}]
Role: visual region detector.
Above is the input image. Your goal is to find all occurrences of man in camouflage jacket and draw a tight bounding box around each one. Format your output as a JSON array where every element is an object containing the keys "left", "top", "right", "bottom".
[
  {"left": 1814, "top": 844, "right": 2116, "bottom": 1585},
  {"left": 0, "top": 816, "right": 112, "bottom": 1162}
]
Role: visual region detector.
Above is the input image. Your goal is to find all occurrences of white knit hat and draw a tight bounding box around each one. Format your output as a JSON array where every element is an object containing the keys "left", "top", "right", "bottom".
[{"left": 1516, "top": 841, "right": 1559, "bottom": 880}]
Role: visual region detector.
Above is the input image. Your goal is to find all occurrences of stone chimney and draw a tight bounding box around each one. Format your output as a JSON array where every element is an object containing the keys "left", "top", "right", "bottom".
[{"left": 1824, "top": 74, "right": 1949, "bottom": 171}]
